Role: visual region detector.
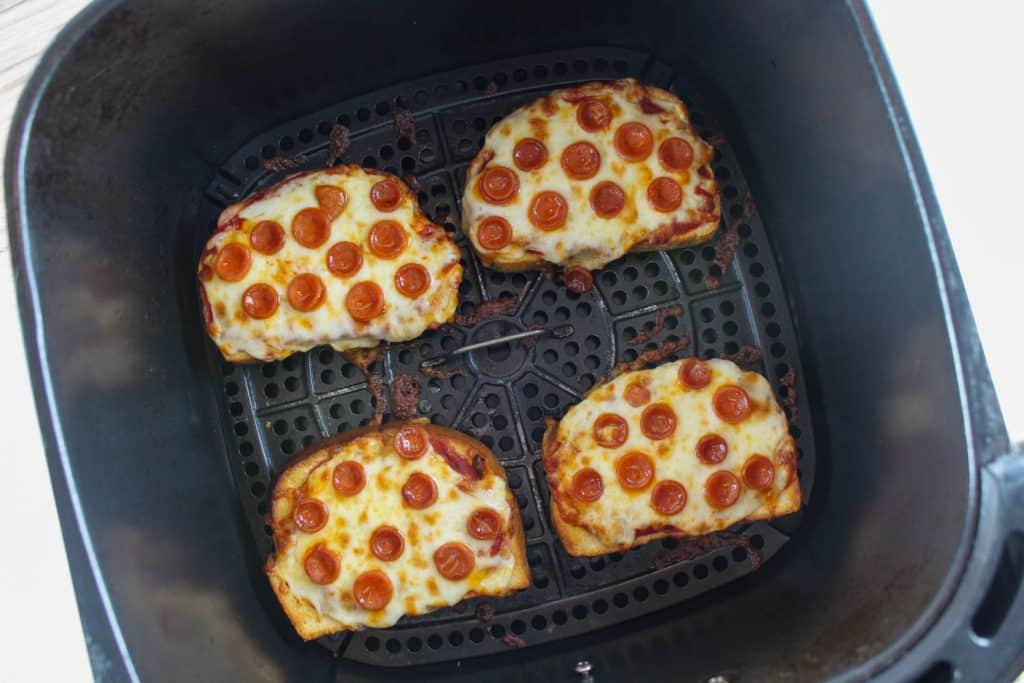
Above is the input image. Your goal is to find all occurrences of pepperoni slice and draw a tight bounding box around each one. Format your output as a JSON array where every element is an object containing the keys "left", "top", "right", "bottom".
[
  {"left": 658, "top": 138, "right": 694, "bottom": 171},
  {"left": 292, "top": 207, "right": 331, "bottom": 248},
  {"left": 326, "top": 241, "right": 363, "bottom": 278},
  {"left": 563, "top": 266, "right": 593, "bottom": 294},
  {"left": 287, "top": 273, "right": 326, "bottom": 312},
  {"left": 394, "top": 425, "right": 428, "bottom": 459},
  {"left": 242, "top": 283, "right": 278, "bottom": 319},
  {"left": 315, "top": 185, "right": 348, "bottom": 220},
  {"left": 433, "top": 542, "right": 475, "bottom": 581},
  {"left": 370, "top": 526, "right": 405, "bottom": 561},
  {"left": 395, "top": 263, "right": 430, "bottom": 298},
  {"left": 332, "top": 460, "right": 365, "bottom": 496},
  {"left": 478, "top": 167, "right": 519, "bottom": 204},
  {"left": 292, "top": 499, "right": 328, "bottom": 532},
  {"left": 402, "top": 472, "right": 437, "bottom": 509},
  {"left": 570, "top": 467, "right": 604, "bottom": 502},
  {"left": 593, "top": 413, "right": 628, "bottom": 448},
  {"left": 345, "top": 281, "right": 385, "bottom": 322},
  {"left": 589, "top": 181, "right": 625, "bottom": 218},
  {"left": 706, "top": 471, "right": 741, "bottom": 508},
  {"left": 353, "top": 570, "right": 394, "bottom": 610},
  {"left": 477, "top": 217, "right": 512, "bottom": 250},
  {"left": 696, "top": 434, "right": 728, "bottom": 465},
  {"left": 742, "top": 455, "right": 775, "bottom": 490},
  {"left": 250, "top": 221, "right": 285, "bottom": 255},
  {"left": 303, "top": 545, "right": 339, "bottom": 585},
  {"left": 679, "top": 358, "right": 711, "bottom": 389},
  {"left": 214, "top": 243, "right": 251, "bottom": 282},
  {"left": 577, "top": 98, "right": 612, "bottom": 132},
  {"left": 713, "top": 385, "right": 751, "bottom": 423},
  {"left": 370, "top": 180, "right": 402, "bottom": 212},
  {"left": 641, "top": 404, "right": 677, "bottom": 440},
  {"left": 560, "top": 141, "right": 601, "bottom": 179},
  {"left": 368, "top": 220, "right": 407, "bottom": 259},
  {"left": 650, "top": 480, "right": 688, "bottom": 515},
  {"left": 615, "top": 122, "right": 654, "bottom": 161},
  {"left": 623, "top": 382, "right": 651, "bottom": 407},
  {"left": 647, "top": 177, "right": 683, "bottom": 212},
  {"left": 513, "top": 138, "right": 548, "bottom": 171},
  {"left": 467, "top": 507, "right": 503, "bottom": 540},
  {"left": 616, "top": 452, "right": 655, "bottom": 491},
  {"left": 528, "top": 191, "right": 569, "bottom": 231}
]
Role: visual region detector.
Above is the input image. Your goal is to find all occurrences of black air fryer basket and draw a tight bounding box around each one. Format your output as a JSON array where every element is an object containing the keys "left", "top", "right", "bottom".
[{"left": 7, "top": 2, "right": 1022, "bottom": 681}]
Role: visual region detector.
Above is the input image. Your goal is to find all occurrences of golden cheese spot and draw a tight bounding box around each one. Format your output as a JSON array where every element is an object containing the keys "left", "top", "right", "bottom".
[
  {"left": 358, "top": 510, "right": 368, "bottom": 525},
  {"left": 500, "top": 124, "right": 511, "bottom": 136},
  {"left": 411, "top": 556, "right": 428, "bottom": 570},
  {"left": 214, "top": 302, "right": 227, "bottom": 317},
  {"left": 337, "top": 531, "right": 350, "bottom": 545},
  {"left": 426, "top": 578, "right": 439, "bottom": 596},
  {"left": 424, "top": 512, "right": 439, "bottom": 525},
  {"left": 408, "top": 522, "right": 419, "bottom": 546},
  {"left": 447, "top": 488, "right": 459, "bottom": 501},
  {"left": 404, "top": 596, "right": 418, "bottom": 613},
  {"left": 375, "top": 469, "right": 391, "bottom": 492},
  {"left": 528, "top": 117, "right": 548, "bottom": 141}
]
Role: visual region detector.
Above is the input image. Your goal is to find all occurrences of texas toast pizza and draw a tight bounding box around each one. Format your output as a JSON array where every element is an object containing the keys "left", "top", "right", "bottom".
[
  {"left": 199, "top": 166, "right": 462, "bottom": 362},
  {"left": 542, "top": 358, "right": 800, "bottom": 557},
  {"left": 462, "top": 78, "right": 720, "bottom": 279},
  {"left": 265, "top": 422, "right": 529, "bottom": 639}
]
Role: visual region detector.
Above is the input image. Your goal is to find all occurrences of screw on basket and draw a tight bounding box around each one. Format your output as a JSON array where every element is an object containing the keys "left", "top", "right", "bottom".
[
  {"left": 574, "top": 659, "right": 594, "bottom": 681},
  {"left": 705, "top": 674, "right": 735, "bottom": 683},
  {"left": 419, "top": 324, "right": 575, "bottom": 370}
]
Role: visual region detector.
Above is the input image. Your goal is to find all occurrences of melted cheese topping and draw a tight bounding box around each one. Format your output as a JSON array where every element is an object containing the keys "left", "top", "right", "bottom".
[
  {"left": 547, "top": 359, "right": 799, "bottom": 548},
  {"left": 199, "top": 166, "right": 461, "bottom": 362},
  {"left": 462, "top": 79, "right": 719, "bottom": 270},
  {"left": 270, "top": 431, "right": 516, "bottom": 630}
]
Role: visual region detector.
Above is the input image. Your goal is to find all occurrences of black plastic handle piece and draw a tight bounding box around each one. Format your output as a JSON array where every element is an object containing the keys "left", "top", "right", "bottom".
[{"left": 880, "top": 448, "right": 1024, "bottom": 682}]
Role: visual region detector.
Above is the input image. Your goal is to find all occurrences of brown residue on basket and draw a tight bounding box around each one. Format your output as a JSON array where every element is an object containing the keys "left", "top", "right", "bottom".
[
  {"left": 475, "top": 602, "right": 495, "bottom": 623},
  {"left": 521, "top": 323, "right": 545, "bottom": 351},
  {"left": 402, "top": 173, "right": 421, "bottom": 193},
  {"left": 327, "top": 124, "right": 351, "bottom": 165},
  {"left": 390, "top": 374, "right": 421, "bottom": 420},
  {"left": 342, "top": 345, "right": 386, "bottom": 425},
  {"left": 393, "top": 106, "right": 416, "bottom": 142},
  {"left": 705, "top": 131, "right": 727, "bottom": 147},
  {"left": 611, "top": 337, "right": 691, "bottom": 375},
  {"left": 484, "top": 81, "right": 498, "bottom": 96},
  {"left": 779, "top": 368, "right": 798, "bottom": 420},
  {"left": 419, "top": 365, "right": 466, "bottom": 380},
  {"left": 627, "top": 305, "right": 684, "bottom": 346},
  {"left": 651, "top": 531, "right": 762, "bottom": 571},
  {"left": 707, "top": 194, "right": 756, "bottom": 290},
  {"left": 454, "top": 296, "right": 518, "bottom": 327},
  {"left": 262, "top": 154, "right": 306, "bottom": 172},
  {"left": 500, "top": 634, "right": 526, "bottom": 649},
  {"left": 720, "top": 345, "right": 763, "bottom": 365}
]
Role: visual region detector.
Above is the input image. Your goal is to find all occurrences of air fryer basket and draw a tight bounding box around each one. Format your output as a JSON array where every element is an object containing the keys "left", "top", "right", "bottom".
[
  {"left": 6, "top": 1, "right": 1022, "bottom": 682},
  {"left": 204, "top": 46, "right": 816, "bottom": 666}
]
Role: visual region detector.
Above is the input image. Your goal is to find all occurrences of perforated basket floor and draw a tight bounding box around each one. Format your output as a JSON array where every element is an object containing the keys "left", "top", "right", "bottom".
[{"left": 198, "top": 47, "right": 816, "bottom": 666}]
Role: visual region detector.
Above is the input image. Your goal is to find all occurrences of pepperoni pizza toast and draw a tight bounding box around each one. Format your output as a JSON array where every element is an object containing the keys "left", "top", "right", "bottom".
[
  {"left": 462, "top": 79, "right": 720, "bottom": 278},
  {"left": 265, "top": 422, "right": 529, "bottom": 639},
  {"left": 542, "top": 358, "right": 800, "bottom": 557},
  {"left": 198, "top": 166, "right": 462, "bottom": 362}
]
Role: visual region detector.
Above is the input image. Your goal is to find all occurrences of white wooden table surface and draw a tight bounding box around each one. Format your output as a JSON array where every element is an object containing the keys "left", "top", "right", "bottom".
[{"left": 1, "top": 2, "right": 1020, "bottom": 682}]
